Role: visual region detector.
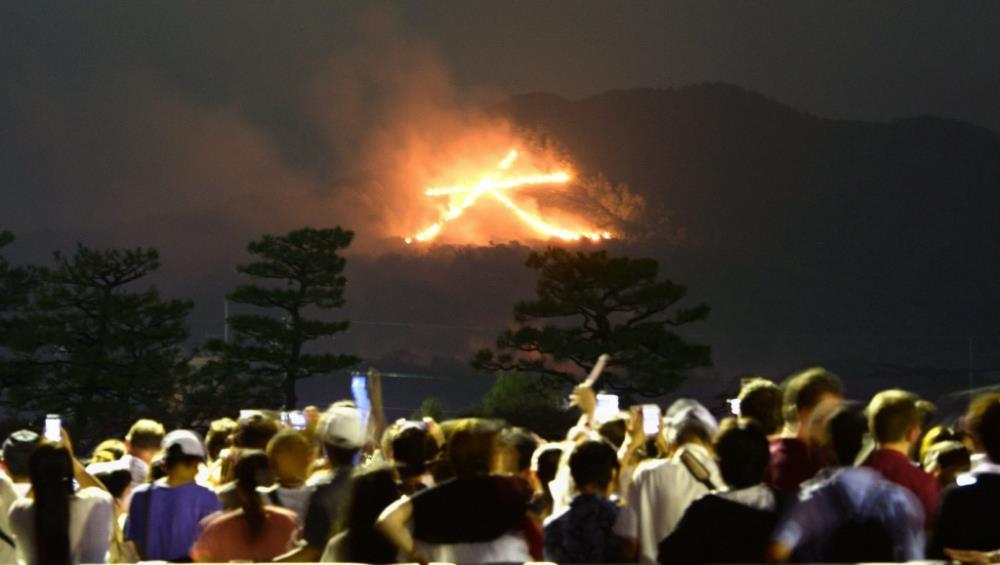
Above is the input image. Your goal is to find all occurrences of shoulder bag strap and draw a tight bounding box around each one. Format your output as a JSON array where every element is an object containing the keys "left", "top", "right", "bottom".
[{"left": 679, "top": 449, "right": 720, "bottom": 491}]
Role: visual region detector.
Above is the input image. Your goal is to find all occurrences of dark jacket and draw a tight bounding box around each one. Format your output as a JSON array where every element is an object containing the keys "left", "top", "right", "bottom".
[
  {"left": 929, "top": 473, "right": 1000, "bottom": 557},
  {"left": 658, "top": 487, "right": 786, "bottom": 564}
]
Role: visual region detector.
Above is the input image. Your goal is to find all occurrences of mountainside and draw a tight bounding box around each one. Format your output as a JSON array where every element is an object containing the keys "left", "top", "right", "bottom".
[
  {"left": 7, "top": 84, "right": 1000, "bottom": 410},
  {"left": 498, "top": 85, "right": 1000, "bottom": 402}
]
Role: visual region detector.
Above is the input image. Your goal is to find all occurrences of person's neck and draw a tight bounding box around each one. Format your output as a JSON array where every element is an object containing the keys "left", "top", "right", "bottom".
[
  {"left": 879, "top": 441, "right": 912, "bottom": 456},
  {"left": 577, "top": 484, "right": 607, "bottom": 496},
  {"left": 330, "top": 463, "right": 354, "bottom": 476},
  {"left": 166, "top": 472, "right": 197, "bottom": 487},
  {"left": 401, "top": 475, "right": 423, "bottom": 486},
  {"left": 279, "top": 478, "right": 305, "bottom": 489}
]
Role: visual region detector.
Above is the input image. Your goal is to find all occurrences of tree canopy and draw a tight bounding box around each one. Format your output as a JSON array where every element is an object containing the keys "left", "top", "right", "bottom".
[
  {"left": 207, "top": 227, "right": 360, "bottom": 408},
  {"left": 473, "top": 247, "right": 711, "bottom": 396},
  {"left": 1, "top": 244, "right": 192, "bottom": 443}
]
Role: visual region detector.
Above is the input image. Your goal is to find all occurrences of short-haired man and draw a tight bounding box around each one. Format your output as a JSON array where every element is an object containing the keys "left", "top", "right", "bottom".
[
  {"left": 544, "top": 440, "right": 621, "bottom": 563},
  {"left": 862, "top": 389, "right": 940, "bottom": 520},
  {"left": 386, "top": 422, "right": 436, "bottom": 495},
  {"left": 261, "top": 430, "right": 315, "bottom": 526},
  {"left": 277, "top": 402, "right": 364, "bottom": 562},
  {"left": 614, "top": 399, "right": 722, "bottom": 564},
  {"left": 0, "top": 430, "right": 36, "bottom": 563},
  {"left": 1, "top": 430, "right": 39, "bottom": 497},
  {"left": 498, "top": 426, "right": 539, "bottom": 483},
  {"left": 122, "top": 419, "right": 165, "bottom": 489},
  {"left": 929, "top": 393, "right": 1000, "bottom": 557},
  {"left": 766, "top": 367, "right": 844, "bottom": 492},
  {"left": 769, "top": 404, "right": 925, "bottom": 562},
  {"left": 738, "top": 378, "right": 783, "bottom": 436}
]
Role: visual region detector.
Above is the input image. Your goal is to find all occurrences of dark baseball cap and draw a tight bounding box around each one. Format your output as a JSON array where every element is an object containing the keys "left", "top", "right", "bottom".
[{"left": 1, "top": 430, "right": 41, "bottom": 477}]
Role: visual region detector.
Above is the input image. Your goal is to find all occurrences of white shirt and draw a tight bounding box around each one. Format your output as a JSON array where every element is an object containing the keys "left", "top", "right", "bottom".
[
  {"left": 259, "top": 484, "right": 313, "bottom": 527},
  {"left": 714, "top": 483, "right": 777, "bottom": 512},
  {"left": 614, "top": 443, "right": 723, "bottom": 565},
  {"left": 8, "top": 487, "right": 114, "bottom": 565},
  {"left": 0, "top": 473, "right": 20, "bottom": 565},
  {"left": 11, "top": 483, "right": 31, "bottom": 499},
  {"left": 118, "top": 454, "right": 149, "bottom": 489},
  {"left": 417, "top": 531, "right": 534, "bottom": 564}
]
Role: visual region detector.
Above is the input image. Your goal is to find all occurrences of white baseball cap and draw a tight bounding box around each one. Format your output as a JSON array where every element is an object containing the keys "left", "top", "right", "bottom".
[
  {"left": 316, "top": 404, "right": 365, "bottom": 449},
  {"left": 162, "top": 430, "right": 206, "bottom": 459}
]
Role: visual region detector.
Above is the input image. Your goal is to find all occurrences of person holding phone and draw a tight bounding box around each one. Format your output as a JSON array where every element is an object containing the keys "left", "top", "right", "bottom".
[
  {"left": 614, "top": 399, "right": 721, "bottom": 564},
  {"left": 8, "top": 429, "right": 114, "bottom": 565}
]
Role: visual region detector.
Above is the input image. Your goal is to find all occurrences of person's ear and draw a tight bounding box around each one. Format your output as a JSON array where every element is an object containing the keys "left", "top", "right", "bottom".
[{"left": 907, "top": 426, "right": 922, "bottom": 444}]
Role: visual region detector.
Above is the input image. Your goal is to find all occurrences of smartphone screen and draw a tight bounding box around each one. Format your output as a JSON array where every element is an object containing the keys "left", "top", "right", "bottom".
[
  {"left": 288, "top": 410, "right": 307, "bottom": 431},
  {"left": 351, "top": 374, "right": 371, "bottom": 428},
  {"left": 728, "top": 398, "right": 742, "bottom": 416},
  {"left": 642, "top": 404, "right": 662, "bottom": 436},
  {"left": 594, "top": 393, "right": 619, "bottom": 423},
  {"left": 44, "top": 414, "right": 62, "bottom": 442}
]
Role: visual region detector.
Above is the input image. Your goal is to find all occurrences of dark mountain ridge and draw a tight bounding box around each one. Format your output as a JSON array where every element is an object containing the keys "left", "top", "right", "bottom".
[
  {"left": 7, "top": 83, "right": 1000, "bottom": 410},
  {"left": 494, "top": 85, "right": 1000, "bottom": 403}
]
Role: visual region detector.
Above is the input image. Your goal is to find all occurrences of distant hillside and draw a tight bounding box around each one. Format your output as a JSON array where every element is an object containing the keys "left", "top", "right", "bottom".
[
  {"left": 8, "top": 84, "right": 999, "bottom": 410},
  {"left": 503, "top": 84, "right": 999, "bottom": 252},
  {"left": 498, "top": 85, "right": 1000, "bottom": 402}
]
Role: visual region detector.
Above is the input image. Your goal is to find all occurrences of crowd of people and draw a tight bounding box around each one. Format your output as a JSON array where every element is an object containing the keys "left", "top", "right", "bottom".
[{"left": 0, "top": 366, "right": 997, "bottom": 564}]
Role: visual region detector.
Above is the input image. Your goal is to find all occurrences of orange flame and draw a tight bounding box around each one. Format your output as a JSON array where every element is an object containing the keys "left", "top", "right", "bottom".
[{"left": 405, "top": 149, "right": 612, "bottom": 244}]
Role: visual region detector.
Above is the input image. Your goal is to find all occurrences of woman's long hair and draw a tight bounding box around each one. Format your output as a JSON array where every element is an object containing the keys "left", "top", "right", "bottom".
[
  {"left": 29, "top": 443, "right": 74, "bottom": 565},
  {"left": 337, "top": 464, "right": 401, "bottom": 564},
  {"left": 233, "top": 450, "right": 272, "bottom": 540}
]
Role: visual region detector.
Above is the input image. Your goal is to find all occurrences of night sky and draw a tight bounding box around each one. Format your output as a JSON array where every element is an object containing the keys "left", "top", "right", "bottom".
[
  {"left": 3, "top": 2, "right": 999, "bottom": 232},
  {"left": 2, "top": 2, "right": 999, "bottom": 411}
]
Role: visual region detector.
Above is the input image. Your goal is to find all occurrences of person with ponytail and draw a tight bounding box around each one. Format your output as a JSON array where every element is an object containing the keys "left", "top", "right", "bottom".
[
  {"left": 190, "top": 450, "right": 299, "bottom": 562},
  {"left": 8, "top": 439, "right": 114, "bottom": 565},
  {"left": 124, "top": 430, "right": 219, "bottom": 562}
]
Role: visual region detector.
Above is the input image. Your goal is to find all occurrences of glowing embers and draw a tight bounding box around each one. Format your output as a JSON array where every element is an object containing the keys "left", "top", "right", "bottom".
[{"left": 405, "top": 150, "right": 613, "bottom": 244}]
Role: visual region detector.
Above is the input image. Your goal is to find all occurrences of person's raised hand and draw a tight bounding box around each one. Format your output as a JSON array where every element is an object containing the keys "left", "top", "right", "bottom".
[
  {"left": 617, "top": 406, "right": 646, "bottom": 463},
  {"left": 570, "top": 385, "right": 597, "bottom": 419},
  {"left": 627, "top": 406, "right": 646, "bottom": 445},
  {"left": 57, "top": 427, "right": 75, "bottom": 458}
]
